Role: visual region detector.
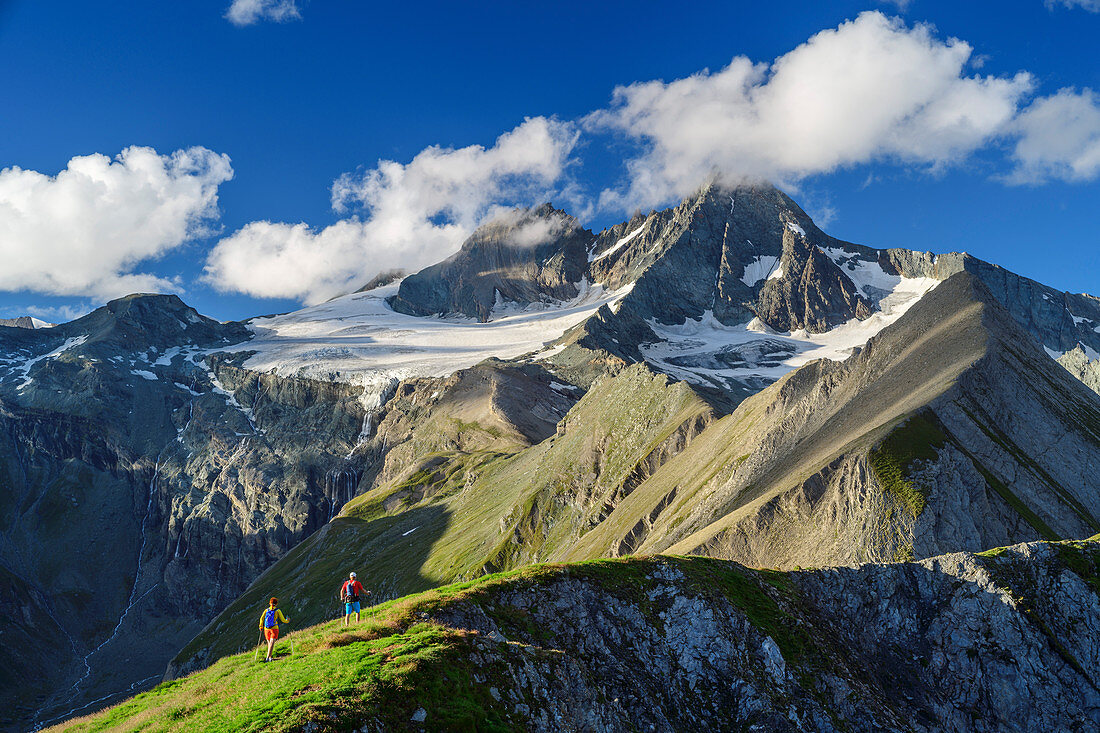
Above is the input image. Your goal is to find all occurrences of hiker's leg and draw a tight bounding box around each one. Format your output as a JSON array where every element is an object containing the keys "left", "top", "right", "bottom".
[
  {"left": 355, "top": 611, "right": 361, "bottom": 623},
  {"left": 266, "top": 636, "right": 275, "bottom": 659}
]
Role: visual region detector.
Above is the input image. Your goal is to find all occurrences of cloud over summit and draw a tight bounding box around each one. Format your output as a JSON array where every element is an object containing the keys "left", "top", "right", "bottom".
[
  {"left": 203, "top": 117, "right": 578, "bottom": 304},
  {"left": 590, "top": 12, "right": 1034, "bottom": 210}
]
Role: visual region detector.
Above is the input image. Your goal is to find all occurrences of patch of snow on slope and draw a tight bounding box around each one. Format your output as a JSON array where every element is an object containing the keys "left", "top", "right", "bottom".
[
  {"left": 640, "top": 273, "right": 938, "bottom": 391},
  {"left": 15, "top": 335, "right": 88, "bottom": 389},
  {"left": 819, "top": 247, "right": 926, "bottom": 304},
  {"left": 132, "top": 370, "right": 158, "bottom": 381},
  {"left": 1081, "top": 343, "right": 1100, "bottom": 361},
  {"left": 208, "top": 368, "right": 262, "bottom": 434},
  {"left": 230, "top": 279, "right": 633, "bottom": 393},
  {"left": 786, "top": 221, "right": 805, "bottom": 237},
  {"left": 740, "top": 256, "right": 781, "bottom": 287},
  {"left": 154, "top": 346, "right": 182, "bottom": 366},
  {"left": 590, "top": 225, "right": 645, "bottom": 263}
]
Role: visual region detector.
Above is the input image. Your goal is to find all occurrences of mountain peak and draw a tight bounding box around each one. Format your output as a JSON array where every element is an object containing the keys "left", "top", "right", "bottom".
[{"left": 61, "top": 292, "right": 250, "bottom": 350}]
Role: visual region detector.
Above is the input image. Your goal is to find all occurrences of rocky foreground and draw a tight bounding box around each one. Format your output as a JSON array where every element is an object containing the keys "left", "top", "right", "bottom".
[{"left": 53, "top": 539, "right": 1100, "bottom": 732}]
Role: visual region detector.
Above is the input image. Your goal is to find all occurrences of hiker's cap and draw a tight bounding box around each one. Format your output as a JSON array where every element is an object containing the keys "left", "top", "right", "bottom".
[
  {"left": 350, "top": 572, "right": 356, "bottom": 577},
  {"left": 270, "top": 597, "right": 278, "bottom": 606}
]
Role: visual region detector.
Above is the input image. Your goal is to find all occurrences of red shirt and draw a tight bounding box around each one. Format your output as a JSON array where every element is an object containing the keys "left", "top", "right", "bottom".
[{"left": 342, "top": 579, "right": 364, "bottom": 598}]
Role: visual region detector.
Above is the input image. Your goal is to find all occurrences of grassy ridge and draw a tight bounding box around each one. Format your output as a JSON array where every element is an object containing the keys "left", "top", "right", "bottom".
[{"left": 48, "top": 556, "right": 815, "bottom": 733}]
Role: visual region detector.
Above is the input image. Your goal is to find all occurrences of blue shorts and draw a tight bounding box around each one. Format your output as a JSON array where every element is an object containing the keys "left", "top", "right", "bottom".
[{"left": 345, "top": 601, "right": 361, "bottom": 614}]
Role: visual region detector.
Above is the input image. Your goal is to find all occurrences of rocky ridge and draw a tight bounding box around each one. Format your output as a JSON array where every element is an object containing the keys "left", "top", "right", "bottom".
[{"left": 51, "top": 539, "right": 1100, "bottom": 732}]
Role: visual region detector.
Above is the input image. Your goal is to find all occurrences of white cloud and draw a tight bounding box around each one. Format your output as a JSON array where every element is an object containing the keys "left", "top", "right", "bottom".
[
  {"left": 1045, "top": 0, "right": 1100, "bottom": 11},
  {"left": 1009, "top": 88, "right": 1100, "bottom": 183},
  {"left": 876, "top": 0, "right": 914, "bottom": 11},
  {"left": 204, "top": 117, "right": 578, "bottom": 304},
  {"left": 225, "top": 0, "right": 301, "bottom": 26},
  {"left": 589, "top": 11, "right": 1033, "bottom": 211},
  {"left": 478, "top": 207, "right": 572, "bottom": 248},
  {"left": 22, "top": 303, "right": 94, "bottom": 324},
  {"left": 0, "top": 146, "right": 232, "bottom": 299}
]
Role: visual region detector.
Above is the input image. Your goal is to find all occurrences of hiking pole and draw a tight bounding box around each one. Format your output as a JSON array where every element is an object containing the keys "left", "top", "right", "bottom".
[{"left": 254, "top": 630, "right": 264, "bottom": 661}]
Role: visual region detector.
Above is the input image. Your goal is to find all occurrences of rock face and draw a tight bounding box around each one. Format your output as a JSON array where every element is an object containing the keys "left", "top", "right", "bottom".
[
  {"left": 1060, "top": 345, "right": 1100, "bottom": 396},
  {"left": 409, "top": 544, "right": 1100, "bottom": 733},
  {"left": 0, "top": 295, "right": 373, "bottom": 730},
  {"left": 755, "top": 224, "right": 872, "bottom": 332},
  {"left": 389, "top": 204, "right": 592, "bottom": 321},
  {"left": 0, "top": 316, "right": 47, "bottom": 329}
]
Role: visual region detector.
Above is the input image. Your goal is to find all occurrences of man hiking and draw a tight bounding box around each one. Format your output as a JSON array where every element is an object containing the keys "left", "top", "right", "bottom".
[
  {"left": 340, "top": 572, "right": 370, "bottom": 626},
  {"left": 259, "top": 597, "right": 289, "bottom": 662}
]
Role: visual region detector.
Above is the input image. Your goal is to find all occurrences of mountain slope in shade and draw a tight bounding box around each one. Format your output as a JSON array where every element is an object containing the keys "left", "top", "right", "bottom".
[
  {"left": 57, "top": 540, "right": 1100, "bottom": 733},
  {"left": 0, "top": 295, "right": 373, "bottom": 731}
]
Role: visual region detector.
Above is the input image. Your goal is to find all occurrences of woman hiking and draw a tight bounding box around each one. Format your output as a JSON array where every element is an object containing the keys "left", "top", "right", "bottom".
[{"left": 259, "top": 597, "right": 290, "bottom": 662}]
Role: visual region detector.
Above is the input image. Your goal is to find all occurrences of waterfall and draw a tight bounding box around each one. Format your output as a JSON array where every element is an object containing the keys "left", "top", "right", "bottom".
[
  {"left": 325, "top": 467, "right": 362, "bottom": 520},
  {"left": 345, "top": 376, "right": 399, "bottom": 459}
]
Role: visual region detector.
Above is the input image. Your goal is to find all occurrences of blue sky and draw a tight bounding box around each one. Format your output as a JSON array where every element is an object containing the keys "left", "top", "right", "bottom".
[{"left": 0, "top": 0, "right": 1098, "bottom": 322}]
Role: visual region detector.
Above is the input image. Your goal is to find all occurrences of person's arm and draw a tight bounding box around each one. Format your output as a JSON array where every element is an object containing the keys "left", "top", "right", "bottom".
[{"left": 278, "top": 609, "right": 289, "bottom": 624}]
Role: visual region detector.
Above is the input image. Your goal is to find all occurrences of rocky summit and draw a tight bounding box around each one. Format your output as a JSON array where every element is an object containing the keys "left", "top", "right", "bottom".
[{"left": 4, "top": 183, "right": 1100, "bottom": 732}]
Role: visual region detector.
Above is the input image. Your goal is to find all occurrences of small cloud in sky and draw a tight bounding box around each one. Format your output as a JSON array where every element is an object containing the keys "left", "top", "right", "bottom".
[
  {"left": 203, "top": 117, "right": 578, "bottom": 304},
  {"left": 0, "top": 146, "right": 232, "bottom": 300},
  {"left": 226, "top": 0, "right": 301, "bottom": 27},
  {"left": 1007, "top": 88, "right": 1100, "bottom": 183},
  {"left": 1045, "top": 0, "right": 1100, "bottom": 12},
  {"left": 20, "top": 303, "right": 94, "bottom": 324},
  {"left": 876, "top": 0, "right": 914, "bottom": 11}
]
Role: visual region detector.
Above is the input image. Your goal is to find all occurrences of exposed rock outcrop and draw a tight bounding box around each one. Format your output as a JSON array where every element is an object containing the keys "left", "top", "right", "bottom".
[
  {"left": 390, "top": 205, "right": 592, "bottom": 321},
  {"left": 69, "top": 542, "right": 1100, "bottom": 732}
]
